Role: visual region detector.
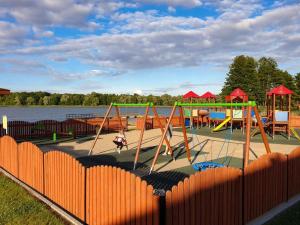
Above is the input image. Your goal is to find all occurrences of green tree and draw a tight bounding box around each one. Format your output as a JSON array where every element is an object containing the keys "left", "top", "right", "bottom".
[
  {"left": 49, "top": 94, "right": 61, "bottom": 105},
  {"left": 257, "top": 57, "right": 278, "bottom": 103},
  {"left": 43, "top": 96, "right": 51, "bottom": 105},
  {"left": 26, "top": 96, "right": 35, "bottom": 105},
  {"left": 60, "top": 94, "right": 70, "bottom": 105},
  {"left": 83, "top": 93, "right": 99, "bottom": 106},
  {"left": 295, "top": 73, "right": 300, "bottom": 96},
  {"left": 221, "top": 55, "right": 259, "bottom": 102}
]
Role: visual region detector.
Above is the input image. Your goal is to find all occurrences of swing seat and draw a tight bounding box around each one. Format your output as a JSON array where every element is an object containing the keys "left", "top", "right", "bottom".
[{"left": 193, "top": 162, "right": 225, "bottom": 171}]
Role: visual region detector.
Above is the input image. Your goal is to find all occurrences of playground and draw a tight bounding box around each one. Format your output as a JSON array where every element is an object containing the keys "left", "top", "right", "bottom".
[
  {"left": 1, "top": 85, "right": 300, "bottom": 225},
  {"left": 39, "top": 86, "right": 300, "bottom": 190}
]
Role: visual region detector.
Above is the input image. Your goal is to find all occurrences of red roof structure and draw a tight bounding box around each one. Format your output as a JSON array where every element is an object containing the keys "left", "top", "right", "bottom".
[
  {"left": 226, "top": 88, "right": 248, "bottom": 102},
  {"left": 267, "top": 85, "right": 293, "bottom": 96},
  {"left": 200, "top": 91, "right": 216, "bottom": 99},
  {"left": 183, "top": 91, "right": 200, "bottom": 99},
  {"left": 0, "top": 88, "right": 10, "bottom": 96}
]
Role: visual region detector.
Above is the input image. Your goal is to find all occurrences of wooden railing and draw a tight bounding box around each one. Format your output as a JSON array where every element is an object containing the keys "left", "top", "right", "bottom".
[
  {"left": 136, "top": 116, "right": 182, "bottom": 130},
  {"left": 0, "top": 135, "right": 300, "bottom": 224},
  {"left": 0, "top": 117, "right": 128, "bottom": 139}
]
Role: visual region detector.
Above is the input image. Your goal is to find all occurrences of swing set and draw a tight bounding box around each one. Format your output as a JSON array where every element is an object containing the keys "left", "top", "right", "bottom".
[
  {"left": 149, "top": 101, "right": 272, "bottom": 174},
  {"left": 88, "top": 102, "right": 174, "bottom": 170}
]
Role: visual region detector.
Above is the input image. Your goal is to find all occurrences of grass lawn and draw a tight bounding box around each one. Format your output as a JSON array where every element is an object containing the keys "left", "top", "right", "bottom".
[
  {"left": 0, "top": 173, "right": 67, "bottom": 225},
  {"left": 264, "top": 201, "right": 300, "bottom": 225}
]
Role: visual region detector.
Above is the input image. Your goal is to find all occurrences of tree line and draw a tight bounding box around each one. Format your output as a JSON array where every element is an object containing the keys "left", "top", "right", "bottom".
[
  {"left": 0, "top": 55, "right": 299, "bottom": 107},
  {"left": 221, "top": 55, "right": 300, "bottom": 106},
  {"left": 0, "top": 92, "right": 183, "bottom": 106}
]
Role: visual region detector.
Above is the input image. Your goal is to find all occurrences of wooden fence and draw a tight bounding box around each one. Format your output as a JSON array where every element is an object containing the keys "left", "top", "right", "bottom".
[
  {"left": 0, "top": 117, "right": 128, "bottom": 139},
  {"left": 0, "top": 135, "right": 300, "bottom": 225},
  {"left": 291, "top": 115, "right": 300, "bottom": 128},
  {"left": 287, "top": 147, "right": 300, "bottom": 199},
  {"left": 0, "top": 136, "right": 157, "bottom": 224},
  {"left": 86, "top": 166, "right": 160, "bottom": 225},
  {"left": 166, "top": 167, "right": 243, "bottom": 225},
  {"left": 136, "top": 116, "right": 182, "bottom": 130},
  {"left": 243, "top": 153, "right": 287, "bottom": 223}
]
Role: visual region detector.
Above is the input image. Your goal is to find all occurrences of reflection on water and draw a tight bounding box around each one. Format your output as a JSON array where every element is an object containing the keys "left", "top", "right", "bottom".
[{"left": 0, "top": 106, "right": 174, "bottom": 122}]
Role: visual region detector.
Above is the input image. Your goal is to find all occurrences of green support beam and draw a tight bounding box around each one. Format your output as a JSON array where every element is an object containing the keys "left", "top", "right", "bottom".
[
  {"left": 175, "top": 101, "right": 256, "bottom": 107},
  {"left": 112, "top": 102, "right": 154, "bottom": 107}
]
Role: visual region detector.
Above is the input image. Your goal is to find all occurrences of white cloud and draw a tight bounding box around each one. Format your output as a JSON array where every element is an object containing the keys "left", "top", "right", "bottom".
[
  {"left": 141, "top": 0, "right": 202, "bottom": 8},
  {"left": 111, "top": 11, "right": 204, "bottom": 33},
  {"left": 133, "top": 89, "right": 143, "bottom": 95},
  {"left": 1, "top": 0, "right": 93, "bottom": 27},
  {"left": 168, "top": 6, "right": 176, "bottom": 13},
  {"left": 0, "top": 21, "right": 28, "bottom": 48},
  {"left": 0, "top": 1, "right": 300, "bottom": 84},
  {"left": 4, "top": 3, "right": 300, "bottom": 72}
]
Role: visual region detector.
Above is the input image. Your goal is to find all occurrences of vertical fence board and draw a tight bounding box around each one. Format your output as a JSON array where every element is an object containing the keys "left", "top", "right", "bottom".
[
  {"left": 44, "top": 151, "right": 85, "bottom": 221},
  {"left": 0, "top": 136, "right": 18, "bottom": 177},
  {"left": 288, "top": 147, "right": 300, "bottom": 199},
  {"left": 18, "top": 142, "right": 44, "bottom": 193}
]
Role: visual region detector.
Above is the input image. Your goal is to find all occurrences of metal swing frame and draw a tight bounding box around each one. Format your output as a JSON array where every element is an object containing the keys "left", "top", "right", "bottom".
[{"left": 88, "top": 102, "right": 174, "bottom": 170}]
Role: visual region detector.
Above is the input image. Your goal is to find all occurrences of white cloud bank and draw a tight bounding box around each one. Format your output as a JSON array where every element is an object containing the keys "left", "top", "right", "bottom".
[{"left": 0, "top": 0, "right": 299, "bottom": 91}]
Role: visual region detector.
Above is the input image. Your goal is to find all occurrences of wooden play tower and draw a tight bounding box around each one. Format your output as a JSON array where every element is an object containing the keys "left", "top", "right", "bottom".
[{"left": 267, "top": 85, "right": 293, "bottom": 139}]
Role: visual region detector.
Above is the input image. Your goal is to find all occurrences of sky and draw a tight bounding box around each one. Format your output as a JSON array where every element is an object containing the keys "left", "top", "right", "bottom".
[{"left": 0, "top": 0, "right": 299, "bottom": 96}]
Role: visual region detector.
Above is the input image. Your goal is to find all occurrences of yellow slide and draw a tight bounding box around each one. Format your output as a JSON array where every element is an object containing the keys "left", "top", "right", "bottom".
[
  {"left": 291, "top": 128, "right": 300, "bottom": 141},
  {"left": 213, "top": 117, "right": 231, "bottom": 132}
]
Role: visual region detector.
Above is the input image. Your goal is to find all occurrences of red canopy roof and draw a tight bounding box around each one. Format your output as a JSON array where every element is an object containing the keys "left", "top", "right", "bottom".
[
  {"left": 200, "top": 91, "right": 216, "bottom": 99},
  {"left": 230, "top": 88, "right": 247, "bottom": 97},
  {"left": 183, "top": 91, "right": 200, "bottom": 99},
  {"left": 226, "top": 88, "right": 248, "bottom": 102},
  {"left": 267, "top": 85, "right": 293, "bottom": 96}
]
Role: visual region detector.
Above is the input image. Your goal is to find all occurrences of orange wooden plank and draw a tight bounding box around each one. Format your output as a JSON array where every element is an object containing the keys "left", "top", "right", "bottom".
[
  {"left": 171, "top": 186, "right": 179, "bottom": 225},
  {"left": 141, "top": 181, "right": 147, "bottom": 225},
  {"left": 146, "top": 185, "right": 153, "bottom": 225},
  {"left": 116, "top": 168, "right": 121, "bottom": 225},
  {"left": 108, "top": 167, "right": 113, "bottom": 225},
  {"left": 112, "top": 167, "right": 117, "bottom": 225},
  {"left": 153, "top": 195, "right": 159, "bottom": 225},
  {"left": 125, "top": 172, "right": 131, "bottom": 225},
  {"left": 100, "top": 166, "right": 105, "bottom": 225},
  {"left": 136, "top": 177, "right": 141, "bottom": 225},
  {"left": 86, "top": 168, "right": 91, "bottom": 224},
  {"left": 165, "top": 191, "right": 172, "bottom": 225},
  {"left": 183, "top": 178, "right": 190, "bottom": 225},
  {"left": 189, "top": 174, "right": 196, "bottom": 225},
  {"left": 131, "top": 174, "right": 136, "bottom": 225},
  {"left": 120, "top": 170, "right": 127, "bottom": 225}
]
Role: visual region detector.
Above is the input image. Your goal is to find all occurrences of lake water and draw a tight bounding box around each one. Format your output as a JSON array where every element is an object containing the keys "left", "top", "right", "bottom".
[{"left": 0, "top": 106, "right": 174, "bottom": 122}]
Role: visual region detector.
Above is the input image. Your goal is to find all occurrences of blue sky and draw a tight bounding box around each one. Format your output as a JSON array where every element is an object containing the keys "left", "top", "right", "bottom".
[{"left": 0, "top": 0, "right": 299, "bottom": 96}]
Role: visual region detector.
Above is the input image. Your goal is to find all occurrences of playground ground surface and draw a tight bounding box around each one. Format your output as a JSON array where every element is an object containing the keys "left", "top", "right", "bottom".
[
  {"left": 40, "top": 128, "right": 298, "bottom": 190},
  {"left": 179, "top": 126, "right": 300, "bottom": 145},
  {"left": 0, "top": 173, "right": 66, "bottom": 225}
]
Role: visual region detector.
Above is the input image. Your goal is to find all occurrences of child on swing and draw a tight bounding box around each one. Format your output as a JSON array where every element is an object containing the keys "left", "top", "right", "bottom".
[{"left": 113, "top": 129, "right": 127, "bottom": 154}]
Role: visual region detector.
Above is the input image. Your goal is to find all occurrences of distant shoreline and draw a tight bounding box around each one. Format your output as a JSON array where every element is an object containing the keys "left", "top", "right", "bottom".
[{"left": 0, "top": 105, "right": 173, "bottom": 108}]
